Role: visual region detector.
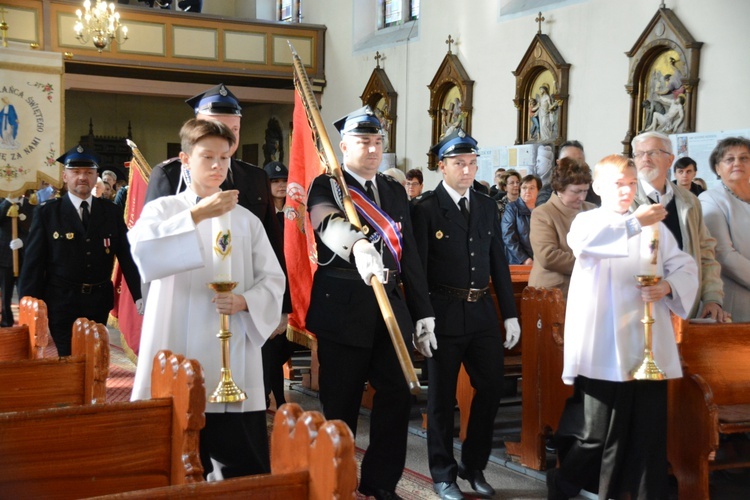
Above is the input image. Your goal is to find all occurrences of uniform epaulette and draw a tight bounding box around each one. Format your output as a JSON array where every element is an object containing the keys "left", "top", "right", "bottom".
[{"left": 413, "top": 190, "right": 436, "bottom": 204}]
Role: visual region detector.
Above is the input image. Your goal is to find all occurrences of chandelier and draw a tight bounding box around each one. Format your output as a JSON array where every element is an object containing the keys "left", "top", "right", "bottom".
[{"left": 74, "top": 0, "right": 128, "bottom": 52}]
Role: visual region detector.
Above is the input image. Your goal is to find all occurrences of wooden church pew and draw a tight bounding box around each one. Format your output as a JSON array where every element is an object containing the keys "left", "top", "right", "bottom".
[
  {"left": 0, "top": 350, "right": 205, "bottom": 498},
  {"left": 0, "top": 317, "right": 109, "bottom": 412},
  {"left": 89, "top": 402, "right": 358, "bottom": 499},
  {"left": 0, "top": 296, "right": 50, "bottom": 361},
  {"left": 667, "top": 318, "right": 750, "bottom": 500},
  {"left": 504, "top": 286, "right": 571, "bottom": 470}
]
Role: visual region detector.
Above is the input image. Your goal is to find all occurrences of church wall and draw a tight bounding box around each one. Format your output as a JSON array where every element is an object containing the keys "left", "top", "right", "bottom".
[
  {"left": 64, "top": 91, "right": 292, "bottom": 172},
  {"left": 302, "top": 0, "right": 750, "bottom": 189}
]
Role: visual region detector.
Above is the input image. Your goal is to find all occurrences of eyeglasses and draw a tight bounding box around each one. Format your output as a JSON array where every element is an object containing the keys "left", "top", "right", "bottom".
[
  {"left": 405, "top": 181, "right": 422, "bottom": 187},
  {"left": 720, "top": 155, "right": 750, "bottom": 165},
  {"left": 633, "top": 149, "right": 670, "bottom": 159}
]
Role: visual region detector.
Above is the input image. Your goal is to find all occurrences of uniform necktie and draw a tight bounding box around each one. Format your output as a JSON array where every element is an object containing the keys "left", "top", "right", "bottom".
[
  {"left": 365, "top": 180, "right": 377, "bottom": 204},
  {"left": 459, "top": 196, "right": 470, "bottom": 223},
  {"left": 80, "top": 200, "right": 90, "bottom": 231}
]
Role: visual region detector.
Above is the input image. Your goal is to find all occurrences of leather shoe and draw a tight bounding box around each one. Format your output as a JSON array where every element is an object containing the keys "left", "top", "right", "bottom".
[
  {"left": 457, "top": 463, "right": 495, "bottom": 496},
  {"left": 433, "top": 481, "right": 465, "bottom": 500},
  {"left": 358, "top": 484, "right": 403, "bottom": 500}
]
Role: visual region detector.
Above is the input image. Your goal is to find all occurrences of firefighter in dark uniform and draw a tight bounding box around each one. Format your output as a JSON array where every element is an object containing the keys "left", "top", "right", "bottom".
[
  {"left": 19, "top": 145, "right": 143, "bottom": 356},
  {"left": 305, "top": 106, "right": 434, "bottom": 499},
  {"left": 411, "top": 129, "right": 521, "bottom": 500},
  {"left": 144, "top": 83, "right": 290, "bottom": 330},
  {"left": 0, "top": 192, "right": 36, "bottom": 326}
]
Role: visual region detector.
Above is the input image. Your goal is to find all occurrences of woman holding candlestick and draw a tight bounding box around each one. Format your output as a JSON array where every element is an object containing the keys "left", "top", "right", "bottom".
[
  {"left": 699, "top": 137, "right": 750, "bottom": 322},
  {"left": 129, "top": 119, "right": 285, "bottom": 479}
]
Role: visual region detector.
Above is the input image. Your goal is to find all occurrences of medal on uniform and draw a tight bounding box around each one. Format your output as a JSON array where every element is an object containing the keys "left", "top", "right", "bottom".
[
  {"left": 436, "top": 230, "right": 444, "bottom": 239},
  {"left": 65, "top": 233, "right": 74, "bottom": 240},
  {"left": 104, "top": 238, "right": 111, "bottom": 254},
  {"left": 53, "top": 231, "right": 59, "bottom": 239}
]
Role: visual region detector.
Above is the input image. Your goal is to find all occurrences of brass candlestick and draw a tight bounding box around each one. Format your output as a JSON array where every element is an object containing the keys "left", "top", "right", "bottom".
[
  {"left": 207, "top": 281, "right": 247, "bottom": 403},
  {"left": 631, "top": 275, "right": 666, "bottom": 380}
]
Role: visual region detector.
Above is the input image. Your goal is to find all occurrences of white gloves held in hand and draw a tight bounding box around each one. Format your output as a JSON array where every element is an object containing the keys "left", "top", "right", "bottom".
[
  {"left": 413, "top": 316, "right": 437, "bottom": 358},
  {"left": 9, "top": 239, "right": 23, "bottom": 251},
  {"left": 352, "top": 239, "right": 385, "bottom": 285},
  {"left": 504, "top": 317, "right": 521, "bottom": 349},
  {"left": 135, "top": 298, "right": 145, "bottom": 315}
]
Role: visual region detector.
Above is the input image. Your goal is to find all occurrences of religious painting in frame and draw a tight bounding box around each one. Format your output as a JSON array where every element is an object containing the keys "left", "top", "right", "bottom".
[
  {"left": 512, "top": 27, "right": 570, "bottom": 149},
  {"left": 621, "top": 7, "right": 702, "bottom": 155},
  {"left": 361, "top": 57, "right": 398, "bottom": 154},
  {"left": 427, "top": 37, "right": 474, "bottom": 171}
]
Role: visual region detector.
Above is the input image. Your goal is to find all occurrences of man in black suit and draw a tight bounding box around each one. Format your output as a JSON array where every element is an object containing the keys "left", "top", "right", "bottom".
[
  {"left": 305, "top": 106, "right": 434, "bottom": 499},
  {"left": 0, "top": 193, "right": 35, "bottom": 326},
  {"left": 411, "top": 129, "right": 521, "bottom": 500},
  {"left": 19, "top": 146, "right": 143, "bottom": 356},
  {"left": 144, "top": 83, "right": 290, "bottom": 329}
]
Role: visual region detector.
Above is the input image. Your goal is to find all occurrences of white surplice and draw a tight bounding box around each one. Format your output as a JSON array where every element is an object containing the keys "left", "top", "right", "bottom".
[
  {"left": 562, "top": 208, "right": 698, "bottom": 385},
  {"left": 128, "top": 188, "right": 285, "bottom": 412}
]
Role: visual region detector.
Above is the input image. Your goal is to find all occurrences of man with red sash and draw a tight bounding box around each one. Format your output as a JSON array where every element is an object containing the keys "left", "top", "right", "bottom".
[{"left": 306, "top": 106, "right": 434, "bottom": 499}]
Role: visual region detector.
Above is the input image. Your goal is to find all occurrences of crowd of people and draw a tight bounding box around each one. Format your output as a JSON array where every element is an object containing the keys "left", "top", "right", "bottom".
[{"left": 3, "top": 80, "right": 749, "bottom": 499}]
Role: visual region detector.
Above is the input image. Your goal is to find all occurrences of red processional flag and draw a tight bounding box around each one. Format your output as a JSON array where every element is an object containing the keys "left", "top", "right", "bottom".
[
  {"left": 284, "top": 91, "right": 324, "bottom": 347},
  {"left": 109, "top": 146, "right": 150, "bottom": 358}
]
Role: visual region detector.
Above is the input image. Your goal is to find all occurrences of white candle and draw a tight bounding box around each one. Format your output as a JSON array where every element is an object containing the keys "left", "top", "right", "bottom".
[
  {"left": 639, "top": 223, "right": 660, "bottom": 276},
  {"left": 212, "top": 212, "right": 232, "bottom": 282}
]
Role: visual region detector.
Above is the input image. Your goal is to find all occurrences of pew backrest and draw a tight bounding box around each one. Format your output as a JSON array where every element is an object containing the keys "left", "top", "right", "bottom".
[
  {"left": 0, "top": 296, "right": 49, "bottom": 361},
  {"left": 0, "top": 350, "right": 205, "bottom": 499}
]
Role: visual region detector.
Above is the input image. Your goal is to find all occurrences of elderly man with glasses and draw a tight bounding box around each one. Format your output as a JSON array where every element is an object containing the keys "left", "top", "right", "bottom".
[{"left": 630, "top": 131, "right": 729, "bottom": 322}]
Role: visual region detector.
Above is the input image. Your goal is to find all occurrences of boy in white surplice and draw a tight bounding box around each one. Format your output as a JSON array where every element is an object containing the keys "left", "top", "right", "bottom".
[
  {"left": 129, "top": 118, "right": 285, "bottom": 479},
  {"left": 547, "top": 154, "right": 698, "bottom": 500}
]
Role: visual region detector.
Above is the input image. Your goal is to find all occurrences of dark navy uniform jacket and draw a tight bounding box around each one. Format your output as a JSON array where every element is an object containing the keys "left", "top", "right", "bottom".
[
  {"left": 19, "top": 195, "right": 142, "bottom": 317},
  {"left": 306, "top": 171, "right": 433, "bottom": 348},
  {"left": 411, "top": 182, "right": 517, "bottom": 337}
]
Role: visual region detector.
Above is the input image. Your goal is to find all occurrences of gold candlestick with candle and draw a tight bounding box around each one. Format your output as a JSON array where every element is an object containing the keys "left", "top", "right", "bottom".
[
  {"left": 632, "top": 223, "right": 665, "bottom": 380},
  {"left": 208, "top": 213, "right": 247, "bottom": 403}
]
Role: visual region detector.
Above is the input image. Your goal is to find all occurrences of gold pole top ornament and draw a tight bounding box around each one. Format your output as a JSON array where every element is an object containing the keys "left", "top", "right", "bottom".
[
  {"left": 1, "top": 7, "right": 9, "bottom": 48},
  {"left": 536, "top": 11, "right": 545, "bottom": 35},
  {"left": 445, "top": 34, "right": 454, "bottom": 54}
]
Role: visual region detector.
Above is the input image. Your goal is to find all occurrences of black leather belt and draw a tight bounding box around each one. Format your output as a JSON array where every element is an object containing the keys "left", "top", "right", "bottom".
[
  {"left": 49, "top": 276, "right": 109, "bottom": 294},
  {"left": 432, "top": 284, "right": 489, "bottom": 302},
  {"left": 321, "top": 267, "right": 399, "bottom": 284}
]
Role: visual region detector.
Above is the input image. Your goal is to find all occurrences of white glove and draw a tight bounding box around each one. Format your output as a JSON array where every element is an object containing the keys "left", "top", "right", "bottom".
[
  {"left": 413, "top": 317, "right": 437, "bottom": 357},
  {"left": 352, "top": 239, "right": 385, "bottom": 285},
  {"left": 504, "top": 317, "right": 521, "bottom": 349},
  {"left": 135, "top": 298, "right": 145, "bottom": 315},
  {"left": 9, "top": 238, "right": 23, "bottom": 251}
]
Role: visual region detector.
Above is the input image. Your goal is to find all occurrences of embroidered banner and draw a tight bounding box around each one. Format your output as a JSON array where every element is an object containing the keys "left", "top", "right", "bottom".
[{"left": 0, "top": 46, "right": 63, "bottom": 197}]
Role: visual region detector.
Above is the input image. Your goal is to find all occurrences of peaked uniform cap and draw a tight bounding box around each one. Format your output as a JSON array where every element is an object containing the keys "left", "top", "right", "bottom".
[
  {"left": 56, "top": 145, "right": 99, "bottom": 169},
  {"left": 334, "top": 106, "right": 383, "bottom": 136},
  {"left": 186, "top": 83, "right": 243, "bottom": 116},
  {"left": 430, "top": 128, "right": 480, "bottom": 160},
  {"left": 264, "top": 161, "right": 289, "bottom": 180}
]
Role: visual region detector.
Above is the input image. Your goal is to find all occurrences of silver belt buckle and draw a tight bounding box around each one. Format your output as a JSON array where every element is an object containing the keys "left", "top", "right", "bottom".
[
  {"left": 381, "top": 269, "right": 391, "bottom": 284},
  {"left": 466, "top": 288, "right": 482, "bottom": 302}
]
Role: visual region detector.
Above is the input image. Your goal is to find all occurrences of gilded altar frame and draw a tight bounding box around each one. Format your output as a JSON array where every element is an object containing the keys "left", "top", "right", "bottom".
[
  {"left": 361, "top": 66, "right": 398, "bottom": 154},
  {"left": 512, "top": 33, "right": 570, "bottom": 148},
  {"left": 427, "top": 50, "right": 474, "bottom": 171},
  {"left": 622, "top": 7, "right": 702, "bottom": 155}
]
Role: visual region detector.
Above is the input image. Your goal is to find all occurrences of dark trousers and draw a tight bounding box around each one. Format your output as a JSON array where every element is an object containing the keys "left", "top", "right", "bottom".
[
  {"left": 427, "top": 328, "right": 504, "bottom": 483},
  {"left": 0, "top": 266, "right": 16, "bottom": 327},
  {"left": 46, "top": 284, "right": 112, "bottom": 356},
  {"left": 554, "top": 376, "right": 668, "bottom": 500},
  {"left": 261, "top": 333, "right": 291, "bottom": 407},
  {"left": 317, "top": 332, "right": 411, "bottom": 493},
  {"left": 200, "top": 411, "right": 270, "bottom": 479}
]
